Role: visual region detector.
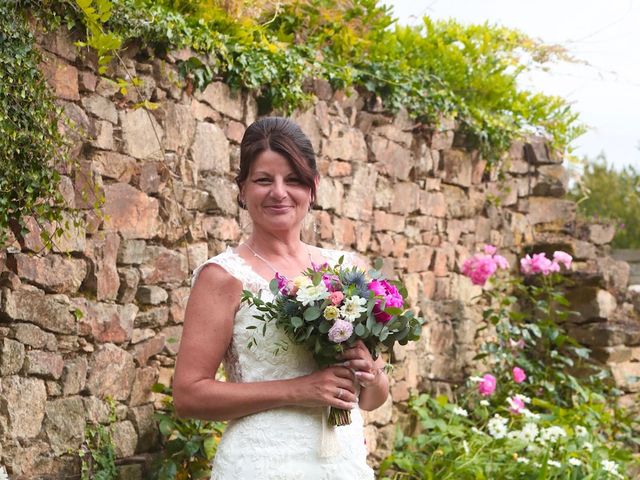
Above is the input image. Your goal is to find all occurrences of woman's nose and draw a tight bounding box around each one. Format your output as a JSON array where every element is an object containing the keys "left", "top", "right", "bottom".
[{"left": 269, "top": 179, "right": 287, "bottom": 199}]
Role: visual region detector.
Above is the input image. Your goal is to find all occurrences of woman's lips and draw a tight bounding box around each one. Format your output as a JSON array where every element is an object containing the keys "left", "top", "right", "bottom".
[{"left": 264, "top": 205, "right": 293, "bottom": 213}]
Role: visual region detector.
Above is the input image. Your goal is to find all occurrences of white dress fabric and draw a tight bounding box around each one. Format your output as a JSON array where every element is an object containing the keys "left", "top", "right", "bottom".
[{"left": 192, "top": 246, "right": 375, "bottom": 480}]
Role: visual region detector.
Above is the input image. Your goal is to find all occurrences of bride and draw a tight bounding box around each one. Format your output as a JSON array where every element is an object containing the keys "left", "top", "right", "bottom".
[{"left": 173, "top": 117, "right": 389, "bottom": 479}]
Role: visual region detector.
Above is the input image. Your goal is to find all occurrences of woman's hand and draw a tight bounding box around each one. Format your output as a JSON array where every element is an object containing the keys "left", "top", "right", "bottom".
[
  {"left": 340, "top": 340, "right": 382, "bottom": 388},
  {"left": 293, "top": 366, "right": 358, "bottom": 410}
]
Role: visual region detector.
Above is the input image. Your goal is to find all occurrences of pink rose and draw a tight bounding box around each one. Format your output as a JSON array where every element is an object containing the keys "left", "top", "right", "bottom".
[
  {"left": 368, "top": 280, "right": 404, "bottom": 324},
  {"left": 328, "top": 291, "right": 344, "bottom": 306},
  {"left": 461, "top": 246, "right": 510, "bottom": 286},
  {"left": 508, "top": 395, "right": 525, "bottom": 414},
  {"left": 478, "top": 374, "right": 497, "bottom": 396},
  {"left": 512, "top": 366, "right": 527, "bottom": 384},
  {"left": 521, "top": 253, "right": 556, "bottom": 276},
  {"left": 553, "top": 251, "right": 573, "bottom": 270}
]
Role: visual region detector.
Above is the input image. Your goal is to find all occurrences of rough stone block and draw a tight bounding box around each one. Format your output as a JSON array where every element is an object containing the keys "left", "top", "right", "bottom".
[
  {"left": 103, "top": 183, "right": 159, "bottom": 239},
  {"left": 316, "top": 177, "right": 344, "bottom": 214},
  {"left": 565, "top": 287, "right": 617, "bottom": 322},
  {"left": 13, "top": 323, "right": 56, "bottom": 350},
  {"left": 74, "top": 298, "right": 136, "bottom": 344},
  {"left": 322, "top": 122, "right": 368, "bottom": 162},
  {"left": 522, "top": 197, "right": 576, "bottom": 226},
  {"left": 200, "top": 176, "right": 238, "bottom": 215},
  {"left": 129, "top": 366, "right": 159, "bottom": 406},
  {"left": 87, "top": 344, "right": 136, "bottom": 401},
  {"left": 129, "top": 404, "right": 159, "bottom": 453},
  {"left": 118, "top": 239, "right": 147, "bottom": 265},
  {"left": 136, "top": 285, "right": 168, "bottom": 305},
  {"left": 524, "top": 137, "right": 561, "bottom": 165},
  {"left": 1, "top": 376, "right": 47, "bottom": 438},
  {"left": 84, "top": 232, "right": 121, "bottom": 301},
  {"left": 81, "top": 93, "right": 117, "bottom": 123},
  {"left": 140, "top": 246, "right": 188, "bottom": 284},
  {"left": 169, "top": 287, "right": 191, "bottom": 324},
  {"left": 91, "top": 119, "right": 115, "bottom": 150},
  {"left": 161, "top": 325, "right": 183, "bottom": 356},
  {"left": 440, "top": 149, "right": 472, "bottom": 187},
  {"left": 373, "top": 211, "right": 405, "bottom": 233},
  {"left": 190, "top": 122, "right": 230, "bottom": 174},
  {"left": 109, "top": 420, "right": 139, "bottom": 458},
  {"left": 390, "top": 182, "right": 419, "bottom": 214},
  {"left": 44, "top": 396, "right": 85, "bottom": 455},
  {"left": 1, "top": 287, "right": 75, "bottom": 334},
  {"left": 9, "top": 252, "right": 87, "bottom": 295},
  {"left": 196, "top": 81, "right": 244, "bottom": 120},
  {"left": 41, "top": 54, "right": 79, "bottom": 101},
  {"left": 164, "top": 102, "right": 196, "bottom": 152},
  {"left": 369, "top": 135, "right": 412, "bottom": 180},
  {"left": 610, "top": 362, "right": 640, "bottom": 392},
  {"left": 0, "top": 338, "right": 25, "bottom": 376},
  {"left": 90, "top": 150, "right": 136, "bottom": 183},
  {"left": 569, "top": 322, "right": 640, "bottom": 347},
  {"left": 135, "top": 307, "right": 169, "bottom": 329},
  {"left": 406, "top": 246, "right": 433, "bottom": 273},
  {"left": 62, "top": 357, "right": 88, "bottom": 396},
  {"left": 24, "top": 350, "right": 64, "bottom": 379},
  {"left": 533, "top": 165, "right": 568, "bottom": 197},
  {"left": 120, "top": 108, "right": 164, "bottom": 160}
]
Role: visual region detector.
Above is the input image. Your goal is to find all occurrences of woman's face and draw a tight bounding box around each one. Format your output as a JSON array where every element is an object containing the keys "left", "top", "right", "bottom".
[{"left": 241, "top": 149, "right": 314, "bottom": 233}]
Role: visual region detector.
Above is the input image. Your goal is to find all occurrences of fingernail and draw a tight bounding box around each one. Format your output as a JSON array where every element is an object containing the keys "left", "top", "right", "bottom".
[{"left": 354, "top": 371, "right": 363, "bottom": 377}]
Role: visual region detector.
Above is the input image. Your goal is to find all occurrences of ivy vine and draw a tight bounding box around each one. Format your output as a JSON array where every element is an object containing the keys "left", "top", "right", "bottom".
[{"left": 0, "top": 2, "right": 74, "bottom": 247}]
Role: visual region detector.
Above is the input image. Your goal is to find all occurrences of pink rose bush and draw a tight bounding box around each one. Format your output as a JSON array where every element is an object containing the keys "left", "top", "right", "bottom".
[
  {"left": 512, "top": 366, "right": 526, "bottom": 384},
  {"left": 477, "top": 374, "right": 497, "bottom": 396}
]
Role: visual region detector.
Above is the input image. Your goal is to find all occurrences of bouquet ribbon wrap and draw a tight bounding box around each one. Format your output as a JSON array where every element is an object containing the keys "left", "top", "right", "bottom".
[{"left": 319, "top": 407, "right": 340, "bottom": 458}]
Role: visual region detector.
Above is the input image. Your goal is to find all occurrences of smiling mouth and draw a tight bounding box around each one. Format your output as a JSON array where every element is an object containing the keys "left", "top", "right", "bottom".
[{"left": 264, "top": 205, "right": 293, "bottom": 212}]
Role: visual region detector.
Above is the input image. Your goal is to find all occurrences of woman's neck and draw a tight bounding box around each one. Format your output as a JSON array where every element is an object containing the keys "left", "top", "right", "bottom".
[{"left": 246, "top": 227, "right": 307, "bottom": 259}]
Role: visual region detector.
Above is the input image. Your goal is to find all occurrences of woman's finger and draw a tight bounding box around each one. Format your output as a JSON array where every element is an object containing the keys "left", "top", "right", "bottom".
[
  {"left": 346, "top": 359, "right": 373, "bottom": 372},
  {"left": 354, "top": 371, "right": 376, "bottom": 387}
]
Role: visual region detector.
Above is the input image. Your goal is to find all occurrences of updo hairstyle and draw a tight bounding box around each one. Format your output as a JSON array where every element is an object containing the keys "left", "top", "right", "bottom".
[{"left": 236, "top": 117, "right": 318, "bottom": 209}]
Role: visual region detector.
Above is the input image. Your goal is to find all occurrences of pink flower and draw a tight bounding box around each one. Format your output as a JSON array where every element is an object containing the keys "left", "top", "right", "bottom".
[
  {"left": 478, "top": 374, "right": 497, "bottom": 396},
  {"left": 461, "top": 246, "right": 510, "bottom": 286},
  {"left": 520, "top": 253, "right": 555, "bottom": 276},
  {"left": 368, "top": 280, "right": 404, "bottom": 324},
  {"left": 507, "top": 395, "right": 525, "bottom": 414},
  {"left": 328, "top": 291, "right": 344, "bottom": 306},
  {"left": 327, "top": 319, "right": 353, "bottom": 343},
  {"left": 512, "top": 367, "right": 527, "bottom": 384},
  {"left": 553, "top": 251, "right": 573, "bottom": 270}
]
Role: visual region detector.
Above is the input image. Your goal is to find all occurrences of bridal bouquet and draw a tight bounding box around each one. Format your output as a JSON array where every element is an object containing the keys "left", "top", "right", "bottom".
[{"left": 241, "top": 257, "right": 423, "bottom": 426}]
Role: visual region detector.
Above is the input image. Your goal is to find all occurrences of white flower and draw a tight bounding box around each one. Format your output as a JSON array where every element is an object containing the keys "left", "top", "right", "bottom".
[
  {"left": 339, "top": 295, "right": 367, "bottom": 322},
  {"left": 471, "top": 427, "right": 485, "bottom": 436},
  {"left": 583, "top": 441, "right": 594, "bottom": 452},
  {"left": 487, "top": 414, "right": 509, "bottom": 439},
  {"left": 469, "top": 376, "right": 484, "bottom": 383},
  {"left": 538, "top": 426, "right": 566, "bottom": 444},
  {"left": 296, "top": 282, "right": 329, "bottom": 306},
  {"left": 452, "top": 406, "right": 468, "bottom": 417},
  {"left": 602, "top": 460, "right": 623, "bottom": 478},
  {"left": 522, "top": 408, "right": 540, "bottom": 420},
  {"left": 520, "top": 423, "right": 539, "bottom": 442},
  {"left": 462, "top": 440, "right": 470, "bottom": 454},
  {"left": 515, "top": 393, "right": 531, "bottom": 404},
  {"left": 0, "top": 466, "right": 8, "bottom": 480},
  {"left": 569, "top": 458, "right": 582, "bottom": 467},
  {"left": 575, "top": 425, "right": 588, "bottom": 438},
  {"left": 516, "top": 456, "right": 530, "bottom": 464},
  {"left": 480, "top": 400, "right": 490, "bottom": 406},
  {"left": 547, "top": 459, "right": 562, "bottom": 468}
]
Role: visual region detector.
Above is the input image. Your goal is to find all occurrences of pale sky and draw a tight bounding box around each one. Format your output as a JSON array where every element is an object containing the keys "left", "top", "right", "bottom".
[{"left": 384, "top": 0, "right": 640, "bottom": 171}]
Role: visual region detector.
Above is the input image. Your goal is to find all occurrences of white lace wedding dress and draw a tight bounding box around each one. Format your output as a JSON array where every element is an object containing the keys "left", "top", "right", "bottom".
[{"left": 192, "top": 246, "right": 375, "bottom": 480}]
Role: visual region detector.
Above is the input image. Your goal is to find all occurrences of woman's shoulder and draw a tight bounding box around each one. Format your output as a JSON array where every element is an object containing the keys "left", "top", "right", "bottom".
[{"left": 191, "top": 246, "right": 241, "bottom": 287}]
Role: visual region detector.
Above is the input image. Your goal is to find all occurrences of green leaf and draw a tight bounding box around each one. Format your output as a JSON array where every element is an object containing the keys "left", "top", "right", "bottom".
[{"left": 303, "top": 306, "right": 321, "bottom": 321}]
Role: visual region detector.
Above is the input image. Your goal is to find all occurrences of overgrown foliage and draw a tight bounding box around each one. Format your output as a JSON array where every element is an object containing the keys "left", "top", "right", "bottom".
[
  {"left": 152, "top": 383, "right": 226, "bottom": 480},
  {"left": 0, "top": 2, "right": 76, "bottom": 247},
  {"left": 381, "top": 248, "right": 639, "bottom": 479},
  {"left": 569, "top": 155, "right": 640, "bottom": 248},
  {"left": 64, "top": 0, "right": 583, "bottom": 159}
]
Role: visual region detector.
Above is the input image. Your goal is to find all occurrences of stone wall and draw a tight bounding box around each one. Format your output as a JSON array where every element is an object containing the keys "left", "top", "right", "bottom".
[
  {"left": 0, "top": 28, "right": 638, "bottom": 478},
  {"left": 612, "top": 250, "right": 640, "bottom": 286}
]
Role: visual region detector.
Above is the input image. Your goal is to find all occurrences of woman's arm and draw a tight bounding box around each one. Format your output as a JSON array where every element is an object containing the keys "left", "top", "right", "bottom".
[
  {"left": 173, "top": 263, "right": 358, "bottom": 421},
  {"left": 340, "top": 341, "right": 390, "bottom": 411}
]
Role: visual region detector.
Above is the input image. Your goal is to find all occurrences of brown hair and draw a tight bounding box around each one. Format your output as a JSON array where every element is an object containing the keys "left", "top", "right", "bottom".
[{"left": 236, "top": 117, "right": 318, "bottom": 209}]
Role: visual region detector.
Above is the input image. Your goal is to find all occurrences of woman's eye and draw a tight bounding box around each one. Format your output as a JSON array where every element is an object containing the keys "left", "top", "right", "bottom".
[
  {"left": 287, "top": 178, "right": 302, "bottom": 184},
  {"left": 255, "top": 178, "right": 271, "bottom": 184}
]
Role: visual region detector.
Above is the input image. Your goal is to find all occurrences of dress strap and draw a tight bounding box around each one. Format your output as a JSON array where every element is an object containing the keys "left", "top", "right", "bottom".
[{"left": 191, "top": 247, "right": 267, "bottom": 293}]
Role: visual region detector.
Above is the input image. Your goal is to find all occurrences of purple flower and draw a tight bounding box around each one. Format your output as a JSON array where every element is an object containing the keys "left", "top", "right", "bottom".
[
  {"left": 368, "top": 280, "right": 404, "bottom": 324},
  {"left": 322, "top": 273, "right": 341, "bottom": 292},
  {"left": 311, "top": 261, "right": 329, "bottom": 272},
  {"left": 275, "top": 272, "right": 289, "bottom": 294},
  {"left": 328, "top": 319, "right": 353, "bottom": 343}
]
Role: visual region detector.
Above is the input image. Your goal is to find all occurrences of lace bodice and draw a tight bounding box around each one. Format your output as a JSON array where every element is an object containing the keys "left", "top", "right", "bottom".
[{"left": 191, "top": 246, "right": 374, "bottom": 480}]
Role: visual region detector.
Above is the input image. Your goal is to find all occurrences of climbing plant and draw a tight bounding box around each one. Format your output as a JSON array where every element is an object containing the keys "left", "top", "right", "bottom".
[{"left": 0, "top": 1, "right": 74, "bottom": 247}]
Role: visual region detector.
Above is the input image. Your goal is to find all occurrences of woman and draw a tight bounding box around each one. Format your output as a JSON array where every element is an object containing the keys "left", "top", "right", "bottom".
[{"left": 173, "top": 117, "right": 389, "bottom": 479}]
